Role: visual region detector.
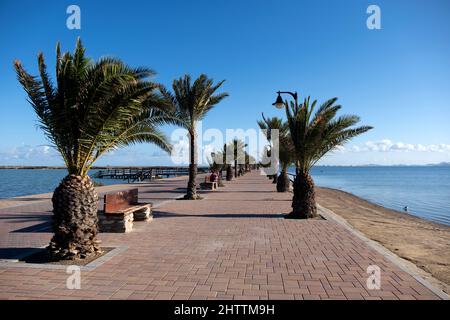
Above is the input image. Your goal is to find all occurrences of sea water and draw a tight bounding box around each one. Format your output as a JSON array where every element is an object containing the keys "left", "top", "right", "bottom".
[
  {"left": 288, "top": 166, "right": 450, "bottom": 226},
  {"left": 0, "top": 166, "right": 449, "bottom": 226}
]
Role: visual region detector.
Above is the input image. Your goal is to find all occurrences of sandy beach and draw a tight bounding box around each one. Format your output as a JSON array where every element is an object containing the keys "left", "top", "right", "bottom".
[{"left": 316, "top": 187, "right": 450, "bottom": 293}]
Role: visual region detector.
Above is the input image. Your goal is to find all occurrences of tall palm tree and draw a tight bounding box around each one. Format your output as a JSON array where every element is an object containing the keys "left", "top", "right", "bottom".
[
  {"left": 217, "top": 143, "right": 234, "bottom": 181},
  {"left": 257, "top": 115, "right": 282, "bottom": 184},
  {"left": 208, "top": 154, "right": 223, "bottom": 173},
  {"left": 213, "top": 142, "right": 233, "bottom": 181},
  {"left": 231, "top": 139, "right": 247, "bottom": 178},
  {"left": 257, "top": 114, "right": 294, "bottom": 192},
  {"left": 226, "top": 164, "right": 233, "bottom": 181},
  {"left": 244, "top": 152, "right": 256, "bottom": 172},
  {"left": 285, "top": 96, "right": 372, "bottom": 219},
  {"left": 161, "top": 74, "right": 228, "bottom": 199},
  {"left": 14, "top": 39, "right": 172, "bottom": 260}
]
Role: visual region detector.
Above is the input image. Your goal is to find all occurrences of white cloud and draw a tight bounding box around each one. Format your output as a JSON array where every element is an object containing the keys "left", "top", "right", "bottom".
[
  {"left": 317, "top": 139, "right": 450, "bottom": 166},
  {"left": 3, "top": 138, "right": 449, "bottom": 167},
  {"left": 0, "top": 143, "right": 178, "bottom": 167},
  {"left": 333, "top": 145, "right": 346, "bottom": 153},
  {"left": 0, "top": 144, "right": 59, "bottom": 160},
  {"left": 348, "top": 140, "right": 450, "bottom": 153},
  {"left": 364, "top": 139, "right": 393, "bottom": 152}
]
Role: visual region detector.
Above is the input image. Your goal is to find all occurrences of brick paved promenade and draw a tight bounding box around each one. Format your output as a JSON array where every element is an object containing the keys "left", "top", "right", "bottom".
[{"left": 0, "top": 172, "right": 444, "bottom": 299}]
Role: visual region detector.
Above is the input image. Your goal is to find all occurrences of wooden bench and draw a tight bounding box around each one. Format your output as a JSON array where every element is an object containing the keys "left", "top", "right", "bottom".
[
  {"left": 98, "top": 189, "right": 152, "bottom": 233},
  {"left": 200, "top": 175, "right": 218, "bottom": 190}
]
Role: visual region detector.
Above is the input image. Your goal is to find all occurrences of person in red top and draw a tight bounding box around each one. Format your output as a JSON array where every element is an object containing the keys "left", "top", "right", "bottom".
[{"left": 210, "top": 171, "right": 218, "bottom": 182}]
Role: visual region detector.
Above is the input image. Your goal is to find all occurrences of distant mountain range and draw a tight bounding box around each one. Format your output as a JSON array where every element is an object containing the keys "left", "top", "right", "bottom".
[
  {"left": 314, "top": 162, "right": 450, "bottom": 168},
  {"left": 426, "top": 162, "right": 450, "bottom": 167},
  {"left": 356, "top": 162, "right": 450, "bottom": 167}
]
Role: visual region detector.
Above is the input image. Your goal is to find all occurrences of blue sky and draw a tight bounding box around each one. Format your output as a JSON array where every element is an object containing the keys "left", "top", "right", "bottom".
[{"left": 0, "top": 0, "right": 449, "bottom": 166}]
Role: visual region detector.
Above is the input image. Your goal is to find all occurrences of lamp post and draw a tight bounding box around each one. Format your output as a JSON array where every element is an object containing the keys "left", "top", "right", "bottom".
[
  {"left": 272, "top": 91, "right": 298, "bottom": 109},
  {"left": 271, "top": 90, "right": 298, "bottom": 183}
]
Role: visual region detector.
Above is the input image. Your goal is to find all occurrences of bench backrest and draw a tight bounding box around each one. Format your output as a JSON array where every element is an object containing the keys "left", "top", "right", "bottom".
[{"left": 104, "top": 188, "right": 138, "bottom": 213}]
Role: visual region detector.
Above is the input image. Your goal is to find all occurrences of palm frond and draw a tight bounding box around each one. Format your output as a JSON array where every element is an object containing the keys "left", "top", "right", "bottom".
[
  {"left": 15, "top": 39, "right": 172, "bottom": 176},
  {"left": 285, "top": 95, "right": 372, "bottom": 173},
  {"left": 162, "top": 74, "right": 228, "bottom": 131}
]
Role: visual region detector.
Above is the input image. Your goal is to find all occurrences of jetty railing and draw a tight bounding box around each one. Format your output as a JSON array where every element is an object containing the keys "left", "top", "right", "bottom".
[{"left": 93, "top": 166, "right": 209, "bottom": 183}]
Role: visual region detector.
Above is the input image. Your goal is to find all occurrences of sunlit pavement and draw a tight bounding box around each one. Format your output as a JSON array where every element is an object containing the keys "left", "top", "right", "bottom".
[{"left": 0, "top": 172, "right": 442, "bottom": 300}]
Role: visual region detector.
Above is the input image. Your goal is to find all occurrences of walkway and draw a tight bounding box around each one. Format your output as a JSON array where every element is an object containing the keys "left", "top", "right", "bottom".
[{"left": 0, "top": 172, "right": 443, "bottom": 299}]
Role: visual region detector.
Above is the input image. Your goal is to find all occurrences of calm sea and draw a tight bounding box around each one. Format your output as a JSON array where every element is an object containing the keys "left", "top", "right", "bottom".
[
  {"left": 0, "top": 169, "right": 124, "bottom": 199},
  {"left": 0, "top": 167, "right": 449, "bottom": 226},
  {"left": 288, "top": 166, "right": 450, "bottom": 226}
]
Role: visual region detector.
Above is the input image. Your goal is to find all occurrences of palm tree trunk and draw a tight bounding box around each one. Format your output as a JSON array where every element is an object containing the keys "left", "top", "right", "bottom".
[
  {"left": 288, "top": 171, "right": 318, "bottom": 219},
  {"left": 226, "top": 165, "right": 233, "bottom": 181},
  {"left": 276, "top": 165, "right": 290, "bottom": 192},
  {"left": 185, "top": 130, "right": 198, "bottom": 199},
  {"left": 272, "top": 173, "right": 278, "bottom": 184},
  {"left": 48, "top": 175, "right": 101, "bottom": 260}
]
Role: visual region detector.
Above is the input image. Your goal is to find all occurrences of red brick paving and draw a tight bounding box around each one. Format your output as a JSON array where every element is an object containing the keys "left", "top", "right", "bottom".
[{"left": 0, "top": 172, "right": 443, "bottom": 300}]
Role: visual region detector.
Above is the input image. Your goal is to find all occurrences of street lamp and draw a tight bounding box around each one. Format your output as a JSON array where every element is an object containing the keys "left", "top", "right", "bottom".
[{"left": 272, "top": 91, "right": 298, "bottom": 109}]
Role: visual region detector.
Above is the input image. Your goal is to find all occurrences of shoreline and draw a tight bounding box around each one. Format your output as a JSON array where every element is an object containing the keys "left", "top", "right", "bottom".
[
  {"left": 318, "top": 186, "right": 450, "bottom": 229},
  {"left": 316, "top": 186, "right": 450, "bottom": 293},
  {"left": 316, "top": 185, "right": 449, "bottom": 228}
]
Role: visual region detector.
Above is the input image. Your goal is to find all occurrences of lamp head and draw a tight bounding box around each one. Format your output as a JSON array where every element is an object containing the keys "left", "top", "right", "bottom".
[{"left": 272, "top": 93, "right": 284, "bottom": 109}]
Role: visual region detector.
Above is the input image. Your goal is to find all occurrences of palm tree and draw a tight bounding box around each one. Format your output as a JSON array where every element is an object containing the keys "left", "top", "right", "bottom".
[
  {"left": 258, "top": 145, "right": 273, "bottom": 178},
  {"left": 225, "top": 165, "right": 233, "bottom": 181},
  {"left": 284, "top": 96, "right": 372, "bottom": 219},
  {"left": 231, "top": 139, "right": 247, "bottom": 178},
  {"left": 223, "top": 144, "right": 234, "bottom": 181},
  {"left": 161, "top": 74, "right": 228, "bottom": 199},
  {"left": 214, "top": 142, "right": 234, "bottom": 181},
  {"left": 208, "top": 154, "right": 223, "bottom": 172},
  {"left": 244, "top": 152, "right": 256, "bottom": 172},
  {"left": 257, "top": 115, "right": 281, "bottom": 184},
  {"left": 14, "top": 39, "right": 172, "bottom": 260},
  {"left": 257, "top": 114, "right": 294, "bottom": 192}
]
